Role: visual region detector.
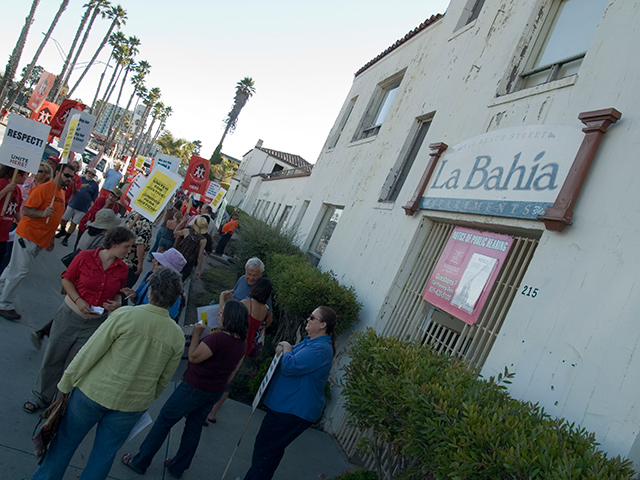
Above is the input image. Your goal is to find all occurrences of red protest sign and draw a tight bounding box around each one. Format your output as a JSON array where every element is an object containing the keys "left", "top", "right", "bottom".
[
  {"left": 30, "top": 101, "right": 59, "bottom": 125},
  {"left": 422, "top": 227, "right": 513, "bottom": 325},
  {"left": 27, "top": 71, "right": 56, "bottom": 112},
  {"left": 49, "top": 99, "right": 86, "bottom": 138},
  {"left": 182, "top": 155, "right": 210, "bottom": 195}
]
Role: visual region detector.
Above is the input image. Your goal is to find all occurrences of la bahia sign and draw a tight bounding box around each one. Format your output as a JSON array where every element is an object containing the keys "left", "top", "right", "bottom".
[{"left": 420, "top": 125, "right": 584, "bottom": 220}]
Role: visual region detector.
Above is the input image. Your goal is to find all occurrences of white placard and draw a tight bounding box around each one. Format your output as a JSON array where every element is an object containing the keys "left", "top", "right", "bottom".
[
  {"left": 154, "top": 153, "right": 181, "bottom": 173},
  {"left": 0, "top": 114, "right": 51, "bottom": 174},
  {"left": 252, "top": 353, "right": 282, "bottom": 412},
  {"left": 215, "top": 198, "right": 228, "bottom": 229},
  {"left": 210, "top": 187, "right": 226, "bottom": 210},
  {"left": 57, "top": 108, "right": 97, "bottom": 153}
]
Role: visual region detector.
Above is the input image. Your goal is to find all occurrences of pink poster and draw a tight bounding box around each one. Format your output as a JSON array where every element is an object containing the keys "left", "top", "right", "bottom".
[{"left": 422, "top": 227, "right": 513, "bottom": 325}]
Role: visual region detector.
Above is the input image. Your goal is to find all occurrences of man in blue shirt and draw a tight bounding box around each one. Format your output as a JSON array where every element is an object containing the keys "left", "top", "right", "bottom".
[
  {"left": 57, "top": 167, "right": 99, "bottom": 246},
  {"left": 100, "top": 162, "right": 122, "bottom": 196}
]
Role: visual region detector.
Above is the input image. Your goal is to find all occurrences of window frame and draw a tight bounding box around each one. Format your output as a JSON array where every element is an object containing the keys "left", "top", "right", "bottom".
[
  {"left": 454, "top": 0, "right": 486, "bottom": 31},
  {"left": 327, "top": 96, "right": 358, "bottom": 150},
  {"left": 307, "top": 204, "right": 344, "bottom": 266},
  {"left": 379, "top": 114, "right": 434, "bottom": 203},
  {"left": 352, "top": 70, "right": 405, "bottom": 142}
]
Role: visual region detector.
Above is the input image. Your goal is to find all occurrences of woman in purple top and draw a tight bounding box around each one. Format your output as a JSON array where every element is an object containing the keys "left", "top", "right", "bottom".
[{"left": 122, "top": 300, "right": 248, "bottom": 478}]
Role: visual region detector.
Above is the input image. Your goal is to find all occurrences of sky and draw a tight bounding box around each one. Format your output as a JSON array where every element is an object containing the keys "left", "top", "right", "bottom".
[{"left": 1, "top": 0, "right": 450, "bottom": 164}]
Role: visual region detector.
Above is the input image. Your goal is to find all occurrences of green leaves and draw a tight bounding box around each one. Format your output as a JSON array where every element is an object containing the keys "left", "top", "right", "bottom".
[{"left": 342, "top": 329, "right": 636, "bottom": 479}]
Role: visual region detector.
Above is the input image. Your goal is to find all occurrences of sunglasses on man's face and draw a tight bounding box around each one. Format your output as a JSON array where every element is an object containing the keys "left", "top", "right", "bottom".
[{"left": 62, "top": 172, "right": 74, "bottom": 179}]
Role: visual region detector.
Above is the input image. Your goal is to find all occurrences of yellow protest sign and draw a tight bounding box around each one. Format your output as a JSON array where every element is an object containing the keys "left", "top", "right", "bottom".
[
  {"left": 61, "top": 115, "right": 79, "bottom": 161},
  {"left": 132, "top": 169, "right": 179, "bottom": 220},
  {"left": 135, "top": 156, "right": 146, "bottom": 169},
  {"left": 211, "top": 188, "right": 226, "bottom": 210}
]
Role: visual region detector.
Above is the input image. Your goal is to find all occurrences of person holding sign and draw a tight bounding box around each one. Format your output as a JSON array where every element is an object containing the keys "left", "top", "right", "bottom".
[
  {"left": 0, "top": 163, "right": 74, "bottom": 321},
  {"left": 122, "top": 300, "right": 248, "bottom": 479},
  {"left": 238, "top": 306, "right": 336, "bottom": 480}
]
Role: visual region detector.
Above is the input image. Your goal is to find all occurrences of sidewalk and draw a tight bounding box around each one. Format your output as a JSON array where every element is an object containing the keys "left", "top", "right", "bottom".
[{"left": 0, "top": 231, "right": 353, "bottom": 479}]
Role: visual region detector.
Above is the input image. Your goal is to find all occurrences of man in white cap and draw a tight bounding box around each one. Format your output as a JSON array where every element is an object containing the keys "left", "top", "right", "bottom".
[{"left": 121, "top": 248, "right": 187, "bottom": 320}]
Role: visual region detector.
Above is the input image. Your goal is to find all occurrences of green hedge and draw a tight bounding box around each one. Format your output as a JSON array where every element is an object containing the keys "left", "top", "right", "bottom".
[
  {"left": 268, "top": 253, "right": 361, "bottom": 341},
  {"left": 343, "top": 328, "right": 636, "bottom": 480}
]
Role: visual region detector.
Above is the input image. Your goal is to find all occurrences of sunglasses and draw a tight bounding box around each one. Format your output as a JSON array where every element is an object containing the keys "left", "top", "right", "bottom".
[
  {"left": 37, "top": 170, "right": 45, "bottom": 174},
  {"left": 62, "top": 172, "right": 74, "bottom": 179}
]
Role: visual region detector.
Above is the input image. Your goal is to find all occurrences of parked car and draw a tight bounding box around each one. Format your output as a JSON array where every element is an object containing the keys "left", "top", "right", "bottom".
[
  {"left": 41, "top": 144, "right": 62, "bottom": 162},
  {"left": 80, "top": 147, "right": 113, "bottom": 186}
]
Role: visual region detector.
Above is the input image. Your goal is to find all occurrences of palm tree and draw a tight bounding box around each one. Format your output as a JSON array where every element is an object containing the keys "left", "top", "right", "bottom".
[
  {"left": 90, "top": 29, "right": 124, "bottom": 113},
  {"left": 148, "top": 105, "right": 173, "bottom": 154},
  {"left": 4, "top": 0, "right": 70, "bottom": 111},
  {"left": 138, "top": 100, "right": 163, "bottom": 155},
  {"left": 93, "top": 32, "right": 127, "bottom": 120},
  {"left": 111, "top": 61, "right": 149, "bottom": 156},
  {"left": 131, "top": 87, "right": 160, "bottom": 156},
  {"left": 156, "top": 131, "right": 194, "bottom": 165},
  {"left": 68, "top": 4, "right": 127, "bottom": 97},
  {"left": 51, "top": 0, "right": 109, "bottom": 103},
  {"left": 0, "top": 0, "right": 40, "bottom": 111},
  {"left": 210, "top": 76, "right": 255, "bottom": 164}
]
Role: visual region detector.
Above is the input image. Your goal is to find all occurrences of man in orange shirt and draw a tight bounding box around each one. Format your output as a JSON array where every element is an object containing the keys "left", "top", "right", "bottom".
[
  {"left": 0, "top": 163, "right": 75, "bottom": 320},
  {"left": 215, "top": 213, "right": 238, "bottom": 255}
]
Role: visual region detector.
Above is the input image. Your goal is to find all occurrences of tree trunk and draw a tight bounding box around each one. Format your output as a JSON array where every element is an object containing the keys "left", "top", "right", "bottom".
[
  {"left": 111, "top": 88, "right": 137, "bottom": 154},
  {"left": 96, "top": 62, "right": 122, "bottom": 124},
  {"left": 48, "top": 4, "right": 91, "bottom": 102},
  {"left": 0, "top": 0, "right": 41, "bottom": 110},
  {"left": 90, "top": 53, "right": 113, "bottom": 113},
  {"left": 105, "top": 65, "right": 131, "bottom": 152},
  {"left": 4, "top": 0, "right": 69, "bottom": 111},
  {"left": 68, "top": 20, "right": 117, "bottom": 97},
  {"left": 54, "top": 5, "right": 100, "bottom": 103}
]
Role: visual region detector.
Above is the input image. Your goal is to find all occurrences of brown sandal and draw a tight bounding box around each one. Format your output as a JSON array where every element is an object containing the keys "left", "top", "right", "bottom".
[
  {"left": 23, "top": 401, "right": 41, "bottom": 414},
  {"left": 121, "top": 453, "right": 144, "bottom": 474}
]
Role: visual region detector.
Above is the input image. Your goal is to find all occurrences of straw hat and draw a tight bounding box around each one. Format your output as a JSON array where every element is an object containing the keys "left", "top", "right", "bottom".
[
  {"left": 110, "top": 186, "right": 123, "bottom": 198},
  {"left": 87, "top": 209, "right": 122, "bottom": 230},
  {"left": 192, "top": 216, "right": 209, "bottom": 235}
]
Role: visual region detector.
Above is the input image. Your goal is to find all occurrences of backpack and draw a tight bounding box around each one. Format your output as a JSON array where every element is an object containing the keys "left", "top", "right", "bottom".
[{"left": 176, "top": 228, "right": 204, "bottom": 265}]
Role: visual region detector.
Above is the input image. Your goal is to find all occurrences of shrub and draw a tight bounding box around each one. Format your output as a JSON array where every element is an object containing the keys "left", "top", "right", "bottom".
[
  {"left": 328, "top": 470, "right": 378, "bottom": 480},
  {"left": 343, "top": 328, "right": 636, "bottom": 480},
  {"left": 232, "top": 215, "right": 304, "bottom": 278},
  {"left": 269, "top": 253, "right": 361, "bottom": 342}
]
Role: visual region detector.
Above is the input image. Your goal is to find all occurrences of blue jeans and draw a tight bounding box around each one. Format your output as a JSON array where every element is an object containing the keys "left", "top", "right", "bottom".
[
  {"left": 131, "top": 381, "right": 223, "bottom": 477},
  {"left": 149, "top": 225, "right": 167, "bottom": 256},
  {"left": 31, "top": 388, "right": 145, "bottom": 480},
  {"left": 244, "top": 408, "right": 312, "bottom": 480}
]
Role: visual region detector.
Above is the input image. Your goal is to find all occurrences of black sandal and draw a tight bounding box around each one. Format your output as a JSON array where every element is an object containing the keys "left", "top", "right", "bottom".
[
  {"left": 23, "top": 401, "right": 41, "bottom": 414},
  {"left": 122, "top": 453, "right": 144, "bottom": 474}
]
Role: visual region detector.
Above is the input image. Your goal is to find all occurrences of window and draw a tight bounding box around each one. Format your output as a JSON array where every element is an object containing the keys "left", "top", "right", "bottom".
[
  {"left": 278, "top": 205, "right": 293, "bottom": 230},
  {"left": 379, "top": 116, "right": 433, "bottom": 203},
  {"left": 292, "top": 200, "right": 310, "bottom": 233},
  {"left": 455, "top": 0, "right": 486, "bottom": 30},
  {"left": 271, "top": 164, "right": 284, "bottom": 174},
  {"left": 260, "top": 201, "right": 271, "bottom": 220},
  {"left": 353, "top": 70, "right": 405, "bottom": 141},
  {"left": 267, "top": 202, "right": 280, "bottom": 224},
  {"left": 252, "top": 199, "right": 262, "bottom": 216},
  {"left": 327, "top": 96, "right": 357, "bottom": 149},
  {"left": 307, "top": 205, "right": 343, "bottom": 266},
  {"left": 519, "top": 0, "right": 609, "bottom": 89}
]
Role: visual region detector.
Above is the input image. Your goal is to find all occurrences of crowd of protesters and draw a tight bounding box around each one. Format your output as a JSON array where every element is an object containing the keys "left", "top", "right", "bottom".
[{"left": 0, "top": 154, "right": 336, "bottom": 480}]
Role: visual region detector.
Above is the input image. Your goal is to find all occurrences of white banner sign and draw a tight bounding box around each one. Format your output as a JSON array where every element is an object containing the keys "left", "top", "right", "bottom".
[
  {"left": 0, "top": 114, "right": 51, "bottom": 174},
  {"left": 252, "top": 353, "right": 282, "bottom": 412},
  {"left": 57, "top": 108, "right": 97, "bottom": 154},
  {"left": 154, "top": 153, "right": 181, "bottom": 173},
  {"left": 421, "top": 125, "right": 584, "bottom": 219}
]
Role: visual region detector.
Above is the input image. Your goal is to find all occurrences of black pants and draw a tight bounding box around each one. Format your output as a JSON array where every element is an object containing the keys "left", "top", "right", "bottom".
[
  {"left": 244, "top": 408, "right": 312, "bottom": 480},
  {"left": 215, "top": 233, "right": 232, "bottom": 255}
]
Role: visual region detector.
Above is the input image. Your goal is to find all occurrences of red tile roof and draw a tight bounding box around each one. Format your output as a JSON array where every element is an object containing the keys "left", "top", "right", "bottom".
[
  {"left": 257, "top": 147, "right": 311, "bottom": 168},
  {"left": 355, "top": 13, "right": 444, "bottom": 77}
]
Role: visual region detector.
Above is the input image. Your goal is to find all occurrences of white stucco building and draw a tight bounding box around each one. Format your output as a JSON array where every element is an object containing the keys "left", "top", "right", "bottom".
[{"left": 235, "top": 0, "right": 640, "bottom": 468}]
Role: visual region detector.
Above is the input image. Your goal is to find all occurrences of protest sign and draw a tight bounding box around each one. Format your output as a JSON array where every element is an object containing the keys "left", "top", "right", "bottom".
[
  {"left": 57, "top": 108, "right": 96, "bottom": 154},
  {"left": 210, "top": 187, "right": 226, "bottom": 211},
  {"left": 27, "top": 70, "right": 56, "bottom": 112},
  {"left": 252, "top": 353, "right": 282, "bottom": 412},
  {"left": 59, "top": 113, "right": 80, "bottom": 162},
  {"left": 30, "top": 101, "right": 59, "bottom": 126},
  {"left": 196, "top": 304, "right": 220, "bottom": 328},
  {"left": 131, "top": 166, "right": 182, "bottom": 222},
  {"left": 0, "top": 114, "right": 51, "bottom": 174},
  {"left": 154, "top": 152, "right": 181, "bottom": 173},
  {"left": 120, "top": 173, "right": 146, "bottom": 211},
  {"left": 215, "top": 198, "right": 228, "bottom": 229},
  {"left": 182, "top": 155, "right": 210, "bottom": 195},
  {"left": 134, "top": 156, "right": 146, "bottom": 170},
  {"left": 201, "top": 181, "right": 221, "bottom": 204},
  {"left": 49, "top": 99, "right": 85, "bottom": 138}
]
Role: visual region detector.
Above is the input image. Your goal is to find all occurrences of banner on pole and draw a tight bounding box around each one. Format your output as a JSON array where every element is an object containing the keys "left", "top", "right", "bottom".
[
  {"left": 0, "top": 114, "right": 51, "bottom": 174},
  {"left": 131, "top": 166, "right": 182, "bottom": 222},
  {"left": 30, "top": 101, "right": 59, "bottom": 126},
  {"left": 182, "top": 155, "right": 210, "bottom": 195},
  {"left": 252, "top": 354, "right": 282, "bottom": 412},
  {"left": 121, "top": 173, "right": 146, "bottom": 212},
  {"left": 27, "top": 70, "right": 56, "bottom": 113},
  {"left": 49, "top": 99, "right": 85, "bottom": 138},
  {"left": 155, "top": 153, "right": 181, "bottom": 173},
  {"left": 57, "top": 108, "right": 96, "bottom": 154},
  {"left": 60, "top": 114, "right": 80, "bottom": 162}
]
